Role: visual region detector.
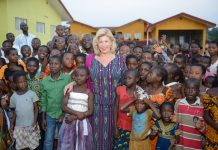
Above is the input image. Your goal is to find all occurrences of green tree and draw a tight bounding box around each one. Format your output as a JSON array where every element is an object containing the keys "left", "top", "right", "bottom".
[{"left": 208, "top": 27, "right": 218, "bottom": 41}]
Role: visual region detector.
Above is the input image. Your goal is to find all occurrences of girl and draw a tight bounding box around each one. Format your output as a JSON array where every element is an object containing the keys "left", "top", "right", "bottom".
[
  {"left": 208, "top": 41, "right": 218, "bottom": 75},
  {"left": 58, "top": 66, "right": 93, "bottom": 150},
  {"left": 150, "top": 102, "right": 180, "bottom": 150},
  {"left": 62, "top": 52, "right": 74, "bottom": 76},
  {"left": 113, "top": 69, "right": 139, "bottom": 149},
  {"left": 203, "top": 87, "right": 218, "bottom": 149},
  {"left": 138, "top": 62, "right": 152, "bottom": 89},
  {"left": 21, "top": 45, "right": 31, "bottom": 63},
  {"left": 120, "top": 93, "right": 160, "bottom": 150},
  {"left": 9, "top": 71, "right": 40, "bottom": 150}
]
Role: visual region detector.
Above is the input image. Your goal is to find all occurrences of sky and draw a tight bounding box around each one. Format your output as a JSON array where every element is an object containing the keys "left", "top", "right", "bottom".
[{"left": 61, "top": 0, "right": 218, "bottom": 27}]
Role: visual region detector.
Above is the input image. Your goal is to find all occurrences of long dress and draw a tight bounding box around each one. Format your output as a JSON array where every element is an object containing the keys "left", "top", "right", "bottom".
[{"left": 89, "top": 54, "right": 126, "bottom": 150}]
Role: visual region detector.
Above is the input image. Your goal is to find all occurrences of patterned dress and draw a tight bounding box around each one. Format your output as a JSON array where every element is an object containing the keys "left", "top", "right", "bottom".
[
  {"left": 152, "top": 120, "right": 180, "bottom": 150},
  {"left": 89, "top": 54, "right": 126, "bottom": 150}
]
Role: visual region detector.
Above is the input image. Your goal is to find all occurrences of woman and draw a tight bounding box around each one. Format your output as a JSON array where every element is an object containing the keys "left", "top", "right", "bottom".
[{"left": 64, "top": 28, "right": 126, "bottom": 150}]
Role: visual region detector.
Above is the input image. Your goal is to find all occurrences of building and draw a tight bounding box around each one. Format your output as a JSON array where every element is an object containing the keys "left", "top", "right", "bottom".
[
  {"left": 69, "top": 12, "right": 216, "bottom": 50},
  {"left": 0, "top": 0, "right": 73, "bottom": 44},
  {"left": 148, "top": 12, "right": 216, "bottom": 50}
]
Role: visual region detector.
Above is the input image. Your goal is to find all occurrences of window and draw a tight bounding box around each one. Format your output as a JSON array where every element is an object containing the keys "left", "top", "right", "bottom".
[
  {"left": 15, "top": 17, "right": 27, "bottom": 31},
  {"left": 124, "top": 33, "right": 131, "bottom": 40},
  {"left": 50, "top": 25, "right": 56, "bottom": 39},
  {"left": 36, "top": 22, "right": 45, "bottom": 34},
  {"left": 134, "top": 33, "right": 142, "bottom": 40}
]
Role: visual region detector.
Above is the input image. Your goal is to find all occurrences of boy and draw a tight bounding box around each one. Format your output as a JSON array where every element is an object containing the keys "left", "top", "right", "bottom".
[
  {"left": 174, "top": 78, "right": 206, "bottom": 150},
  {"left": 126, "top": 54, "right": 139, "bottom": 70},
  {"left": 31, "top": 38, "right": 41, "bottom": 57},
  {"left": 41, "top": 55, "right": 71, "bottom": 150}
]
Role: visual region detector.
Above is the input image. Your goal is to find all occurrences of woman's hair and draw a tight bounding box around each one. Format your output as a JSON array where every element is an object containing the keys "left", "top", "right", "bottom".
[{"left": 93, "top": 28, "right": 117, "bottom": 56}]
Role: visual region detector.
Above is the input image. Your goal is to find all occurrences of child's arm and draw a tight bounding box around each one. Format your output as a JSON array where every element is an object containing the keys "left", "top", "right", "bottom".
[
  {"left": 9, "top": 109, "right": 16, "bottom": 134},
  {"left": 84, "top": 91, "right": 94, "bottom": 117},
  {"left": 204, "top": 110, "right": 218, "bottom": 132},
  {"left": 62, "top": 94, "right": 79, "bottom": 117},
  {"left": 33, "top": 101, "right": 38, "bottom": 128},
  {"left": 149, "top": 125, "right": 158, "bottom": 140},
  {"left": 144, "top": 99, "right": 161, "bottom": 119},
  {"left": 120, "top": 98, "right": 136, "bottom": 113}
]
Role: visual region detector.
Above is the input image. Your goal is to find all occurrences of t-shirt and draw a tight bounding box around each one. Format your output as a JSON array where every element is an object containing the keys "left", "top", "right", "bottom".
[{"left": 10, "top": 90, "right": 39, "bottom": 127}]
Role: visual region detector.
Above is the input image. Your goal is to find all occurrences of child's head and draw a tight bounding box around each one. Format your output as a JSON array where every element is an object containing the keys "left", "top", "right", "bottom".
[
  {"left": 82, "top": 34, "right": 93, "bottom": 50},
  {"left": 0, "top": 58, "right": 6, "bottom": 68},
  {"left": 134, "top": 100, "right": 148, "bottom": 113},
  {"left": 141, "top": 51, "right": 153, "bottom": 63},
  {"left": 190, "top": 64, "right": 206, "bottom": 81},
  {"left": 204, "top": 76, "right": 216, "bottom": 88},
  {"left": 75, "top": 66, "right": 89, "bottom": 85},
  {"left": 49, "top": 55, "right": 62, "bottom": 74},
  {"left": 124, "top": 69, "right": 139, "bottom": 87},
  {"left": 26, "top": 57, "right": 39, "bottom": 76},
  {"left": 67, "top": 34, "right": 80, "bottom": 46},
  {"left": 126, "top": 54, "right": 138, "bottom": 69},
  {"left": 133, "top": 46, "right": 143, "bottom": 60},
  {"left": 4, "top": 70, "right": 16, "bottom": 91},
  {"left": 184, "top": 64, "right": 191, "bottom": 80},
  {"left": 174, "top": 54, "right": 186, "bottom": 70},
  {"left": 38, "top": 45, "right": 50, "bottom": 61},
  {"left": 200, "top": 56, "right": 211, "bottom": 69},
  {"left": 184, "top": 78, "right": 200, "bottom": 102},
  {"left": 13, "top": 71, "right": 28, "bottom": 92},
  {"left": 190, "top": 42, "right": 200, "bottom": 55},
  {"left": 62, "top": 52, "right": 74, "bottom": 69},
  {"left": 173, "top": 44, "right": 181, "bottom": 54},
  {"left": 21, "top": 45, "right": 31, "bottom": 58},
  {"left": 5, "top": 48, "right": 18, "bottom": 63},
  {"left": 146, "top": 66, "right": 168, "bottom": 84},
  {"left": 119, "top": 45, "right": 131, "bottom": 58},
  {"left": 31, "top": 38, "right": 41, "bottom": 50},
  {"left": 56, "top": 37, "right": 66, "bottom": 51},
  {"left": 139, "top": 62, "right": 152, "bottom": 81},
  {"left": 6, "top": 33, "right": 15, "bottom": 43},
  {"left": 55, "top": 25, "right": 64, "bottom": 36},
  {"left": 160, "top": 102, "right": 174, "bottom": 123},
  {"left": 50, "top": 49, "right": 61, "bottom": 57},
  {"left": 67, "top": 43, "right": 80, "bottom": 55},
  {"left": 208, "top": 41, "right": 218, "bottom": 57},
  {"left": 164, "top": 63, "right": 183, "bottom": 83},
  {"left": 75, "top": 53, "right": 86, "bottom": 67},
  {"left": 2, "top": 40, "right": 12, "bottom": 52}
]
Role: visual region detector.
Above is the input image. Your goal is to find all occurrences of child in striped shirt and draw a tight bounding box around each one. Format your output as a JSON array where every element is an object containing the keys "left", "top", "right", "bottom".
[{"left": 173, "top": 78, "right": 206, "bottom": 150}]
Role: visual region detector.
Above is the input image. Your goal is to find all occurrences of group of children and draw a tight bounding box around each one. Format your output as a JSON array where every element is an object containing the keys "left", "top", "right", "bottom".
[{"left": 0, "top": 24, "right": 218, "bottom": 150}]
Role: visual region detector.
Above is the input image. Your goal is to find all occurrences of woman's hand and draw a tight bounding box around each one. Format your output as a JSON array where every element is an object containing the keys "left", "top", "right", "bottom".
[{"left": 64, "top": 82, "right": 75, "bottom": 95}]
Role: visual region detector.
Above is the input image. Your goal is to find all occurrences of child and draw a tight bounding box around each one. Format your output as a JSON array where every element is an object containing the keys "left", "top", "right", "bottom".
[
  {"left": 0, "top": 48, "right": 27, "bottom": 80},
  {"left": 75, "top": 53, "right": 86, "bottom": 67},
  {"left": 21, "top": 45, "right": 31, "bottom": 63},
  {"left": 208, "top": 41, "right": 218, "bottom": 75},
  {"left": 203, "top": 87, "right": 218, "bottom": 149},
  {"left": 31, "top": 38, "right": 41, "bottom": 57},
  {"left": 150, "top": 102, "right": 180, "bottom": 149},
  {"left": 145, "top": 66, "right": 167, "bottom": 105},
  {"left": 9, "top": 71, "right": 40, "bottom": 150},
  {"left": 133, "top": 46, "right": 143, "bottom": 61},
  {"left": 0, "top": 81, "right": 11, "bottom": 150},
  {"left": 37, "top": 45, "right": 50, "bottom": 78},
  {"left": 56, "top": 37, "right": 66, "bottom": 54},
  {"left": 163, "top": 63, "right": 184, "bottom": 102},
  {"left": 126, "top": 54, "right": 139, "bottom": 70},
  {"left": 200, "top": 56, "right": 214, "bottom": 80},
  {"left": 67, "top": 43, "right": 80, "bottom": 56},
  {"left": 62, "top": 52, "right": 74, "bottom": 75},
  {"left": 138, "top": 62, "right": 152, "bottom": 89},
  {"left": 55, "top": 25, "right": 65, "bottom": 37},
  {"left": 184, "top": 64, "right": 191, "bottom": 80},
  {"left": 113, "top": 69, "right": 139, "bottom": 149},
  {"left": 173, "top": 54, "right": 186, "bottom": 72},
  {"left": 120, "top": 92, "right": 160, "bottom": 150},
  {"left": 204, "top": 76, "right": 217, "bottom": 89},
  {"left": 190, "top": 64, "right": 207, "bottom": 96},
  {"left": 41, "top": 56, "right": 71, "bottom": 150},
  {"left": 141, "top": 51, "right": 153, "bottom": 64},
  {"left": 174, "top": 78, "right": 206, "bottom": 150},
  {"left": 58, "top": 66, "right": 93, "bottom": 150},
  {"left": 119, "top": 45, "right": 131, "bottom": 59}
]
